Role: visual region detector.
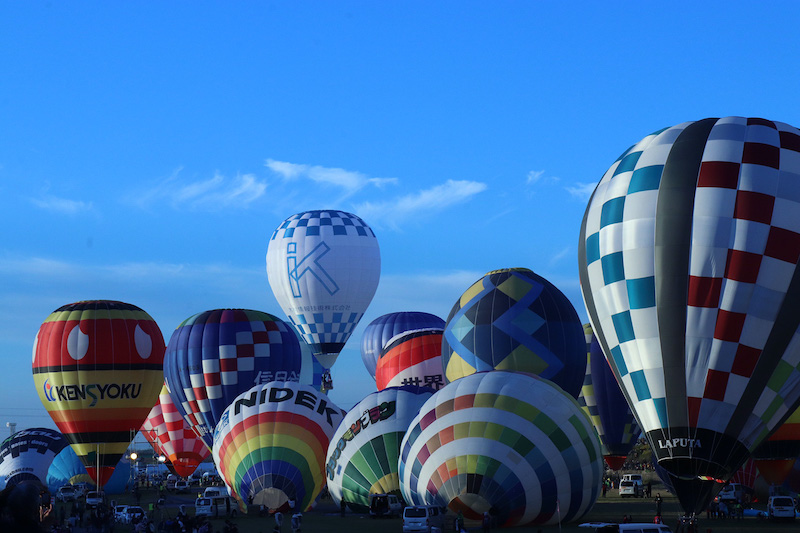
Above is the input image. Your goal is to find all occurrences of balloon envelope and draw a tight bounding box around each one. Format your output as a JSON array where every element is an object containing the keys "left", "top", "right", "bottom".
[
  {"left": 32, "top": 300, "right": 166, "bottom": 487},
  {"left": 213, "top": 381, "right": 345, "bottom": 512},
  {"left": 579, "top": 116, "right": 800, "bottom": 513},
  {"left": 266, "top": 210, "right": 381, "bottom": 369},
  {"left": 361, "top": 312, "right": 445, "bottom": 379},
  {"left": 442, "top": 268, "right": 585, "bottom": 397},
  {"left": 141, "top": 384, "right": 210, "bottom": 478},
  {"left": 399, "top": 371, "right": 602, "bottom": 527},
  {"left": 0, "top": 428, "right": 69, "bottom": 487},
  {"left": 326, "top": 386, "right": 435, "bottom": 512},
  {"left": 163, "top": 308, "right": 302, "bottom": 449},
  {"left": 578, "top": 324, "right": 640, "bottom": 470},
  {"left": 375, "top": 329, "right": 445, "bottom": 391}
]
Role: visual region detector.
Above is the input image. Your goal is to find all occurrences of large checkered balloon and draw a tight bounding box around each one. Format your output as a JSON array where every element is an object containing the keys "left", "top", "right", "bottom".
[
  {"left": 579, "top": 116, "right": 800, "bottom": 514},
  {"left": 267, "top": 210, "right": 381, "bottom": 370},
  {"left": 163, "top": 309, "right": 302, "bottom": 449}
]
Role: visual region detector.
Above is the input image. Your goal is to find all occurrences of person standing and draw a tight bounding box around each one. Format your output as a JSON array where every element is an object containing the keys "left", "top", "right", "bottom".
[
  {"left": 482, "top": 511, "right": 492, "bottom": 533},
  {"left": 654, "top": 493, "right": 663, "bottom": 518}
]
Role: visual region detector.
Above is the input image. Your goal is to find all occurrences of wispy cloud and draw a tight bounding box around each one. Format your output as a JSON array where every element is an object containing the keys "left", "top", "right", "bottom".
[
  {"left": 132, "top": 169, "right": 267, "bottom": 210},
  {"left": 355, "top": 180, "right": 487, "bottom": 229},
  {"left": 30, "top": 195, "right": 93, "bottom": 215},
  {"left": 565, "top": 182, "right": 597, "bottom": 201},
  {"left": 265, "top": 159, "right": 398, "bottom": 198},
  {"left": 526, "top": 169, "right": 560, "bottom": 186},
  {"left": 549, "top": 246, "right": 572, "bottom": 267}
]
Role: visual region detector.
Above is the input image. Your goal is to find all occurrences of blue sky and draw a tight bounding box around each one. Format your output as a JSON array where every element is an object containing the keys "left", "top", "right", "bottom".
[{"left": 2, "top": 2, "right": 799, "bottom": 432}]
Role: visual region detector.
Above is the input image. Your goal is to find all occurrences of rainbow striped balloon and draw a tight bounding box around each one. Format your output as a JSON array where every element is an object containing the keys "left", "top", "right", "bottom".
[
  {"left": 399, "top": 371, "right": 603, "bottom": 527},
  {"left": 213, "top": 380, "right": 345, "bottom": 512}
]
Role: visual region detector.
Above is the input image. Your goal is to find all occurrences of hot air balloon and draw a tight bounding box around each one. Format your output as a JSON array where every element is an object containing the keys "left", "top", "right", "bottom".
[
  {"left": 212, "top": 380, "right": 345, "bottom": 512},
  {"left": 399, "top": 371, "right": 603, "bottom": 527},
  {"left": 163, "top": 308, "right": 302, "bottom": 449},
  {"left": 0, "top": 428, "right": 69, "bottom": 487},
  {"left": 375, "top": 329, "right": 445, "bottom": 391},
  {"left": 32, "top": 300, "right": 165, "bottom": 487},
  {"left": 141, "top": 384, "right": 210, "bottom": 478},
  {"left": 752, "top": 405, "right": 800, "bottom": 486},
  {"left": 578, "top": 324, "right": 640, "bottom": 470},
  {"left": 266, "top": 210, "right": 381, "bottom": 388},
  {"left": 361, "top": 312, "right": 445, "bottom": 379},
  {"left": 326, "top": 386, "right": 434, "bottom": 512},
  {"left": 579, "top": 116, "right": 800, "bottom": 514},
  {"left": 46, "top": 445, "right": 134, "bottom": 495},
  {"left": 441, "top": 268, "right": 585, "bottom": 397}
]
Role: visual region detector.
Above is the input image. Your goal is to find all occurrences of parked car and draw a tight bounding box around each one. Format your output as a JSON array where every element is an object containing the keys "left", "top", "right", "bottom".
[
  {"left": 113, "top": 505, "right": 129, "bottom": 523},
  {"left": 56, "top": 485, "right": 78, "bottom": 502},
  {"left": 717, "top": 483, "right": 744, "bottom": 502},
  {"left": 195, "top": 496, "right": 238, "bottom": 518},
  {"left": 768, "top": 496, "right": 796, "bottom": 521},
  {"left": 579, "top": 522, "right": 672, "bottom": 533},
  {"left": 175, "top": 479, "right": 189, "bottom": 492},
  {"left": 619, "top": 480, "right": 641, "bottom": 498},
  {"left": 122, "top": 506, "right": 146, "bottom": 524},
  {"left": 402, "top": 505, "right": 444, "bottom": 533},
  {"left": 369, "top": 493, "right": 403, "bottom": 517},
  {"left": 85, "top": 491, "right": 106, "bottom": 510}
]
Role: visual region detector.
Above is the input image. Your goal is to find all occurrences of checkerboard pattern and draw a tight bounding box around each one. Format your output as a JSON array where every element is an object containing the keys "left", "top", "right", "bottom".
[
  {"left": 270, "top": 210, "right": 376, "bottom": 240},
  {"left": 580, "top": 117, "right": 800, "bottom": 453},
  {"left": 163, "top": 309, "right": 302, "bottom": 449}
]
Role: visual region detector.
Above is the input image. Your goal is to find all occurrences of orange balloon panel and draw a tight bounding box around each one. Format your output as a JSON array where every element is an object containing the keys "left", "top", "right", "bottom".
[{"left": 32, "top": 300, "right": 165, "bottom": 487}]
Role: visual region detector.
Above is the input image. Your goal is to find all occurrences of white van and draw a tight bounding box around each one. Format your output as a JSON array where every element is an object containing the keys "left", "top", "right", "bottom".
[
  {"left": 717, "top": 483, "right": 743, "bottom": 502},
  {"left": 403, "top": 505, "right": 444, "bottom": 533},
  {"left": 768, "top": 495, "right": 796, "bottom": 520},
  {"left": 580, "top": 522, "right": 672, "bottom": 533},
  {"left": 195, "top": 496, "right": 238, "bottom": 518},
  {"left": 618, "top": 480, "right": 641, "bottom": 498}
]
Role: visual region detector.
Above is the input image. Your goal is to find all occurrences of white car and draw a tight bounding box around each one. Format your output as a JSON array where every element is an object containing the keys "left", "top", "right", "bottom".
[
  {"left": 113, "top": 505, "right": 129, "bottom": 523},
  {"left": 56, "top": 485, "right": 78, "bottom": 502},
  {"left": 580, "top": 522, "right": 672, "bottom": 533},
  {"left": 768, "top": 495, "right": 796, "bottom": 520},
  {"left": 618, "top": 480, "right": 641, "bottom": 498}
]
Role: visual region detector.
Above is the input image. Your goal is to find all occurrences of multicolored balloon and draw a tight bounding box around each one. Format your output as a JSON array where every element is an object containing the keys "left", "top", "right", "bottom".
[
  {"left": 326, "top": 386, "right": 434, "bottom": 512},
  {"left": 579, "top": 116, "right": 800, "bottom": 513},
  {"left": 399, "top": 371, "right": 602, "bottom": 527},
  {"left": 213, "top": 380, "right": 345, "bottom": 512},
  {"left": 752, "top": 405, "right": 800, "bottom": 485},
  {"left": 142, "top": 384, "right": 210, "bottom": 478},
  {"left": 578, "top": 324, "right": 639, "bottom": 470},
  {"left": 375, "top": 329, "right": 445, "bottom": 391},
  {"left": 163, "top": 308, "right": 302, "bottom": 449},
  {"left": 32, "top": 300, "right": 166, "bottom": 487},
  {"left": 0, "top": 428, "right": 69, "bottom": 487},
  {"left": 441, "top": 268, "right": 585, "bottom": 397},
  {"left": 266, "top": 210, "right": 381, "bottom": 371},
  {"left": 361, "top": 312, "right": 445, "bottom": 379}
]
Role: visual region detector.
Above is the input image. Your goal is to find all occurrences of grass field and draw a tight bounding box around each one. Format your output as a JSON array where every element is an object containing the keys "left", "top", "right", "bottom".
[{"left": 56, "top": 483, "right": 800, "bottom": 533}]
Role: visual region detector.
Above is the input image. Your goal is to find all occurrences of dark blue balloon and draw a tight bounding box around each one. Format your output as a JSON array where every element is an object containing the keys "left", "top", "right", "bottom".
[
  {"left": 360, "top": 312, "right": 445, "bottom": 379},
  {"left": 589, "top": 336, "right": 640, "bottom": 462}
]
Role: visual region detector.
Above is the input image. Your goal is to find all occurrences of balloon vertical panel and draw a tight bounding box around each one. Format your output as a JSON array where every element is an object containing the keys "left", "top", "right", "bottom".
[
  {"left": 579, "top": 116, "right": 800, "bottom": 512},
  {"left": 267, "top": 210, "right": 381, "bottom": 369},
  {"left": 32, "top": 300, "right": 165, "bottom": 488}
]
